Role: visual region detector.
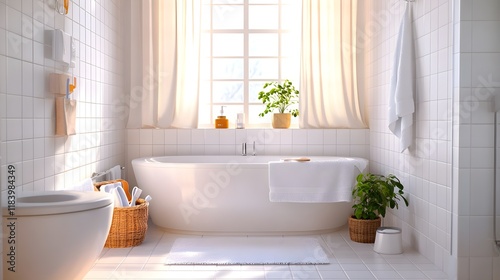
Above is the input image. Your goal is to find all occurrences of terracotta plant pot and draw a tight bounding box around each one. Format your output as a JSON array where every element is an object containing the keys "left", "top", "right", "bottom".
[
  {"left": 348, "top": 216, "right": 381, "bottom": 243},
  {"left": 272, "top": 113, "right": 291, "bottom": 129}
]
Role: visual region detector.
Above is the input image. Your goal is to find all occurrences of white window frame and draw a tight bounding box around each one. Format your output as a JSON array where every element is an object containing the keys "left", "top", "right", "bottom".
[{"left": 198, "top": 0, "right": 301, "bottom": 128}]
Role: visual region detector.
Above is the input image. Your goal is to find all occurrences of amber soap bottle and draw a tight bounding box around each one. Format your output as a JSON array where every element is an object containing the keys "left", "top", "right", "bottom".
[{"left": 215, "top": 106, "right": 229, "bottom": 129}]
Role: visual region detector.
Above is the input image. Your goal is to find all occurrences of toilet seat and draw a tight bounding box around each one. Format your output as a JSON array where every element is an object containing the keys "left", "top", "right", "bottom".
[{"left": 2, "top": 191, "right": 113, "bottom": 216}]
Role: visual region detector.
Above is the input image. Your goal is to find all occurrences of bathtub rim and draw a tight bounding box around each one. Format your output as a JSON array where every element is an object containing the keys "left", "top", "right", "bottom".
[{"left": 132, "top": 155, "right": 369, "bottom": 169}]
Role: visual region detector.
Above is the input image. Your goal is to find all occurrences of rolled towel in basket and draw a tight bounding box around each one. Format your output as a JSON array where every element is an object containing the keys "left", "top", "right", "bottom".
[
  {"left": 94, "top": 179, "right": 131, "bottom": 200},
  {"left": 100, "top": 183, "right": 129, "bottom": 207},
  {"left": 115, "top": 185, "right": 129, "bottom": 208}
]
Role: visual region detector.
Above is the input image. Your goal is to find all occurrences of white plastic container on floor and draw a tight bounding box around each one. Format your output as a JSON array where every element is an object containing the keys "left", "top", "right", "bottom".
[{"left": 373, "top": 227, "right": 403, "bottom": 254}]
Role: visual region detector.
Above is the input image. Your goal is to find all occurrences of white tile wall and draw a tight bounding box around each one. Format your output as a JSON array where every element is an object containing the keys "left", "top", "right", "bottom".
[
  {"left": 453, "top": 0, "right": 500, "bottom": 279},
  {"left": 362, "top": 0, "right": 500, "bottom": 279},
  {"left": 0, "top": 0, "right": 126, "bottom": 195},
  {"left": 359, "top": 0, "right": 453, "bottom": 277}
]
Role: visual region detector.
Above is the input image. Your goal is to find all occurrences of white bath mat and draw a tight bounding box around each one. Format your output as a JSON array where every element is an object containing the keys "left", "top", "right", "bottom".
[{"left": 164, "top": 236, "right": 330, "bottom": 265}]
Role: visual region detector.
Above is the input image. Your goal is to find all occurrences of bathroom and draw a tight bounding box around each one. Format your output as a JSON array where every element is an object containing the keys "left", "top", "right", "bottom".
[{"left": 1, "top": 0, "right": 499, "bottom": 279}]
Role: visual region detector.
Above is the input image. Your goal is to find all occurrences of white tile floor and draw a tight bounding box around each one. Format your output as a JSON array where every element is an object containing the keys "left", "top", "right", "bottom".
[{"left": 84, "top": 223, "right": 449, "bottom": 280}]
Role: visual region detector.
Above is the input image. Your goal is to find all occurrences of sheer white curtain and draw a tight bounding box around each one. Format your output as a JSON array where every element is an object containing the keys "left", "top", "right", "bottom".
[
  {"left": 127, "top": 0, "right": 201, "bottom": 129},
  {"left": 300, "top": 0, "right": 367, "bottom": 128}
]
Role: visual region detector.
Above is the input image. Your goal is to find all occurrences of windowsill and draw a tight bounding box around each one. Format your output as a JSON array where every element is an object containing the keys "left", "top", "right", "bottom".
[{"left": 196, "top": 126, "right": 301, "bottom": 130}]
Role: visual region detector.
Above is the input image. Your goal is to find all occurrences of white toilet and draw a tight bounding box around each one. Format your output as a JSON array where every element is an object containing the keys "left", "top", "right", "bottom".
[{"left": 2, "top": 191, "right": 114, "bottom": 280}]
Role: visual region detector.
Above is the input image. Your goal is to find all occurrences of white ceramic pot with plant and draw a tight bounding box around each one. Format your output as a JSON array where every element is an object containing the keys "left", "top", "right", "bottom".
[{"left": 257, "top": 79, "right": 299, "bottom": 129}]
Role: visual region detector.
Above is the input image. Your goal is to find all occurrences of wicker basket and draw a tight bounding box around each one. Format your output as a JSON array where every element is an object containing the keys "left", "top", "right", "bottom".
[
  {"left": 104, "top": 198, "right": 149, "bottom": 248},
  {"left": 348, "top": 216, "right": 381, "bottom": 243}
]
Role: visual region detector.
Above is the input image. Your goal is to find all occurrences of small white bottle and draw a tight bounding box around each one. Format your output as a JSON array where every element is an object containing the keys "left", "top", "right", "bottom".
[{"left": 236, "top": 113, "right": 245, "bottom": 129}]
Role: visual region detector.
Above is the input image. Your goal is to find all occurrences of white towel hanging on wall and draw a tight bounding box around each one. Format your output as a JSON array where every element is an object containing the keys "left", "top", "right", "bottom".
[{"left": 388, "top": 2, "right": 416, "bottom": 152}]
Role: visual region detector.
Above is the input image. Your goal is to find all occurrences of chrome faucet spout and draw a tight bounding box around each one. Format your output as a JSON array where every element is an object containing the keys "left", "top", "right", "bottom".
[
  {"left": 241, "top": 142, "right": 247, "bottom": 156},
  {"left": 252, "top": 141, "right": 256, "bottom": 156}
]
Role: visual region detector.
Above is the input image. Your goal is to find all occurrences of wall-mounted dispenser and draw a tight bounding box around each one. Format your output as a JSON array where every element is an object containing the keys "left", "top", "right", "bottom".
[
  {"left": 55, "top": 95, "right": 77, "bottom": 136},
  {"left": 56, "top": 0, "right": 70, "bottom": 15},
  {"left": 54, "top": 74, "right": 77, "bottom": 136},
  {"left": 52, "top": 29, "right": 76, "bottom": 68}
]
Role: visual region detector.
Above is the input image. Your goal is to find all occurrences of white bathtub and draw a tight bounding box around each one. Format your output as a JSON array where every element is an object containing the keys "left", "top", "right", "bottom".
[{"left": 132, "top": 155, "right": 368, "bottom": 235}]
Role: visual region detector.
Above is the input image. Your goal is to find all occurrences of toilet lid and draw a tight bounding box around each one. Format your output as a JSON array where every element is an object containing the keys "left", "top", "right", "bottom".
[{"left": 2, "top": 191, "right": 114, "bottom": 216}]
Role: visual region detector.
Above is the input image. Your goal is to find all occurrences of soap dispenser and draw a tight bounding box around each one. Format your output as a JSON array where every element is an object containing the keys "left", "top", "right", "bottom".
[{"left": 215, "top": 106, "right": 229, "bottom": 129}]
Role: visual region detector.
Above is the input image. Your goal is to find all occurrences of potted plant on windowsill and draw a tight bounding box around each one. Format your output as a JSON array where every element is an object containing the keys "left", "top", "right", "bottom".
[
  {"left": 349, "top": 173, "right": 409, "bottom": 243},
  {"left": 257, "top": 79, "right": 299, "bottom": 129}
]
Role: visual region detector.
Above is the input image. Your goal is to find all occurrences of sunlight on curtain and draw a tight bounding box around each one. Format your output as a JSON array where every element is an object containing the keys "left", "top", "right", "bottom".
[
  {"left": 300, "top": 0, "right": 367, "bottom": 128},
  {"left": 127, "top": 0, "right": 201, "bottom": 129}
]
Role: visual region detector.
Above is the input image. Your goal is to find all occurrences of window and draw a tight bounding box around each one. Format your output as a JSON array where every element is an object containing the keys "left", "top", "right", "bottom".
[{"left": 198, "top": 0, "right": 301, "bottom": 128}]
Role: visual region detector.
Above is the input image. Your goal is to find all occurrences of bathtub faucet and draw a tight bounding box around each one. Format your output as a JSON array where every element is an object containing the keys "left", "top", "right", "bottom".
[
  {"left": 241, "top": 141, "right": 256, "bottom": 156},
  {"left": 241, "top": 142, "right": 247, "bottom": 156}
]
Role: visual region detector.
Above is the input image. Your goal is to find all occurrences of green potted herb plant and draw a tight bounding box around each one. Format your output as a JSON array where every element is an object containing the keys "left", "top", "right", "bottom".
[
  {"left": 257, "top": 79, "right": 299, "bottom": 128},
  {"left": 349, "top": 173, "right": 409, "bottom": 243}
]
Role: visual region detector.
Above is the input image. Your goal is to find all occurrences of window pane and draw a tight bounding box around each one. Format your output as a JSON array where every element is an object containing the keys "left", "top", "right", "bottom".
[
  {"left": 213, "top": 58, "right": 244, "bottom": 79},
  {"left": 249, "top": 58, "right": 278, "bottom": 79},
  {"left": 249, "top": 105, "right": 271, "bottom": 126},
  {"left": 249, "top": 34, "right": 278, "bottom": 57},
  {"left": 213, "top": 34, "right": 243, "bottom": 56},
  {"left": 213, "top": 5, "right": 243, "bottom": 29},
  {"left": 281, "top": 58, "right": 300, "bottom": 81},
  {"left": 249, "top": 82, "right": 266, "bottom": 103},
  {"left": 249, "top": 5, "right": 278, "bottom": 30},
  {"left": 281, "top": 34, "right": 300, "bottom": 57},
  {"left": 213, "top": 81, "right": 244, "bottom": 103},
  {"left": 281, "top": 4, "right": 301, "bottom": 30}
]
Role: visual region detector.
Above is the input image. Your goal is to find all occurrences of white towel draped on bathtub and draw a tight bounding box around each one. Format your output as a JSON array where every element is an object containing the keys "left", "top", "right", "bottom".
[
  {"left": 388, "top": 2, "right": 415, "bottom": 153},
  {"left": 268, "top": 158, "right": 368, "bottom": 203}
]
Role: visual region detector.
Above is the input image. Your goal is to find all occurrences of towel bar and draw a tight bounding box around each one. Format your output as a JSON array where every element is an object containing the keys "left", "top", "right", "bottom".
[{"left": 91, "top": 166, "right": 125, "bottom": 180}]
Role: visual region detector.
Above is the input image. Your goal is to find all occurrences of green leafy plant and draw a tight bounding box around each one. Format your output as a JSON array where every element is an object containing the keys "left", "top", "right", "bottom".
[
  {"left": 257, "top": 79, "right": 299, "bottom": 117},
  {"left": 351, "top": 173, "right": 409, "bottom": 220}
]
